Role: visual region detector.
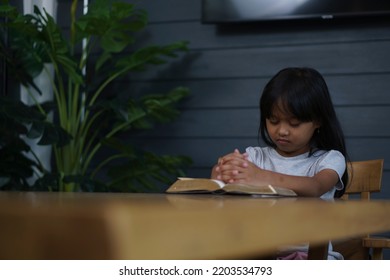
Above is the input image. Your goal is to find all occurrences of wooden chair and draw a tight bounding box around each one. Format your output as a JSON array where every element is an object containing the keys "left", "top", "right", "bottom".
[{"left": 333, "top": 159, "right": 390, "bottom": 259}]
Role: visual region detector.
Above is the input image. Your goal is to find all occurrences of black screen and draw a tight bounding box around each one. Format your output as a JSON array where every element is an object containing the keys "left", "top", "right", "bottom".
[{"left": 202, "top": 0, "right": 390, "bottom": 23}]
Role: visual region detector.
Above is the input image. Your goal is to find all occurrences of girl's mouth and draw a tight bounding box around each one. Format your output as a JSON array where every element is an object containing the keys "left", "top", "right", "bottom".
[{"left": 276, "top": 138, "right": 290, "bottom": 145}]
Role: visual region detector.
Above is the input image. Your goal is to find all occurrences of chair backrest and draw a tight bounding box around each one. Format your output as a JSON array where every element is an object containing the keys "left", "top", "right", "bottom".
[
  {"left": 342, "top": 159, "right": 384, "bottom": 200},
  {"left": 336, "top": 159, "right": 387, "bottom": 260}
]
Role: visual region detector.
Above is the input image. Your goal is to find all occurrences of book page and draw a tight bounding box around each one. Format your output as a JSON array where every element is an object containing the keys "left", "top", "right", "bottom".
[
  {"left": 211, "top": 179, "right": 225, "bottom": 188},
  {"left": 222, "top": 183, "right": 277, "bottom": 195},
  {"left": 178, "top": 178, "right": 225, "bottom": 188},
  {"left": 167, "top": 178, "right": 221, "bottom": 193}
]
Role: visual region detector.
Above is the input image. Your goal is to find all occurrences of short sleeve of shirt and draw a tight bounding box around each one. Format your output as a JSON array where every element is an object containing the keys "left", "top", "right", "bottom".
[{"left": 315, "top": 150, "right": 346, "bottom": 191}]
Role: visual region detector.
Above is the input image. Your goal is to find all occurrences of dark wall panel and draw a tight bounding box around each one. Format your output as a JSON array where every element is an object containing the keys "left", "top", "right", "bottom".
[
  {"left": 128, "top": 41, "right": 390, "bottom": 81},
  {"left": 135, "top": 107, "right": 390, "bottom": 138},
  {"left": 142, "top": 21, "right": 390, "bottom": 50},
  {"left": 123, "top": 73, "right": 390, "bottom": 108}
]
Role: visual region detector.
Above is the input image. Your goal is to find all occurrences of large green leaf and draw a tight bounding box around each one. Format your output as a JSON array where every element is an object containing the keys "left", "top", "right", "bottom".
[
  {"left": 0, "top": 97, "right": 44, "bottom": 123},
  {"left": 91, "top": 86, "right": 189, "bottom": 132},
  {"left": 142, "top": 87, "right": 190, "bottom": 123},
  {"left": 34, "top": 7, "right": 84, "bottom": 84},
  {"left": 0, "top": 97, "right": 72, "bottom": 146},
  {"left": 0, "top": 99, "right": 41, "bottom": 191}
]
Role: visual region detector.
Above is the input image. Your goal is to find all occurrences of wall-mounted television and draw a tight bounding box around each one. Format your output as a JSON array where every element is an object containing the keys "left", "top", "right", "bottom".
[{"left": 202, "top": 0, "right": 390, "bottom": 23}]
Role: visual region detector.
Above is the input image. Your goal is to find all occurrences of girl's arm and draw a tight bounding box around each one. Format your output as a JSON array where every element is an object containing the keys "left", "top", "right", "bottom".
[{"left": 215, "top": 151, "right": 339, "bottom": 197}]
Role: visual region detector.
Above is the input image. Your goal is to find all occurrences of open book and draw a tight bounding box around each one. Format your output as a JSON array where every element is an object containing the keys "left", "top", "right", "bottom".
[{"left": 166, "top": 177, "right": 297, "bottom": 197}]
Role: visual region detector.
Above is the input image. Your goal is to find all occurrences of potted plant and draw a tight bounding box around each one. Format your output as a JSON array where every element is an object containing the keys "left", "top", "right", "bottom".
[{"left": 0, "top": 0, "right": 191, "bottom": 192}]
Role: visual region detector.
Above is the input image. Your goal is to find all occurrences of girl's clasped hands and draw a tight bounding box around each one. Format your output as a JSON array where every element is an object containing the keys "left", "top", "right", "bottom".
[{"left": 212, "top": 149, "right": 261, "bottom": 185}]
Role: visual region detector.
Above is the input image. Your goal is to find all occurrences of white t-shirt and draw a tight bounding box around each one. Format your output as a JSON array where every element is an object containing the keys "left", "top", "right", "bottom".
[
  {"left": 245, "top": 146, "right": 346, "bottom": 200},
  {"left": 245, "top": 146, "right": 346, "bottom": 259}
]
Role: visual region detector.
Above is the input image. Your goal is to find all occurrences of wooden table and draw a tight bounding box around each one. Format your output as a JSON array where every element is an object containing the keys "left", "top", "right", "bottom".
[{"left": 0, "top": 191, "right": 390, "bottom": 260}]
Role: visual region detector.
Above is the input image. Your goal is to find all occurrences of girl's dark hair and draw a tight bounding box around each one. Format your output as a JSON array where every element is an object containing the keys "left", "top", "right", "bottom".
[{"left": 259, "top": 67, "right": 348, "bottom": 198}]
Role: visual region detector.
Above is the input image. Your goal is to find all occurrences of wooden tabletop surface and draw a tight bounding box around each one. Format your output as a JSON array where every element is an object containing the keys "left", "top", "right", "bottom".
[{"left": 1, "top": 191, "right": 390, "bottom": 260}]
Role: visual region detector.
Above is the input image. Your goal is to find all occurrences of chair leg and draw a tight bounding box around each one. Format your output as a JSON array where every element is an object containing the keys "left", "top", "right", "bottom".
[
  {"left": 308, "top": 243, "right": 328, "bottom": 260},
  {"left": 371, "top": 248, "right": 383, "bottom": 260}
]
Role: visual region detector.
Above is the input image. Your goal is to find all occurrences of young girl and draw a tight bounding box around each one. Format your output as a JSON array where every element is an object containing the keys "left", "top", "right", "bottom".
[{"left": 211, "top": 67, "right": 349, "bottom": 259}]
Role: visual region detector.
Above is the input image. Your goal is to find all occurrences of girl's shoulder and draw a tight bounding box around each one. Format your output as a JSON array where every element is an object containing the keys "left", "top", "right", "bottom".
[
  {"left": 312, "top": 149, "right": 345, "bottom": 161},
  {"left": 245, "top": 146, "right": 268, "bottom": 152},
  {"left": 245, "top": 146, "right": 272, "bottom": 156},
  {"left": 245, "top": 146, "right": 275, "bottom": 163}
]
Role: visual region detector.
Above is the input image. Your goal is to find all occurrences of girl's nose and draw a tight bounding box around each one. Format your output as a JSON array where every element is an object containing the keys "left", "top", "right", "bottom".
[{"left": 278, "top": 124, "right": 289, "bottom": 136}]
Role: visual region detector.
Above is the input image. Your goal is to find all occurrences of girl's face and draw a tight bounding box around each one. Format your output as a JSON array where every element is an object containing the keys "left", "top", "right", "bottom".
[{"left": 266, "top": 107, "right": 320, "bottom": 157}]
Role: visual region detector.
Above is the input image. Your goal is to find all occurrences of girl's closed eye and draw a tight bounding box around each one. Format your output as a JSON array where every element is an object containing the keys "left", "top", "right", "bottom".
[
  {"left": 268, "top": 117, "right": 279, "bottom": 125},
  {"left": 289, "top": 120, "right": 302, "bottom": 127},
  {"left": 268, "top": 116, "right": 301, "bottom": 127}
]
